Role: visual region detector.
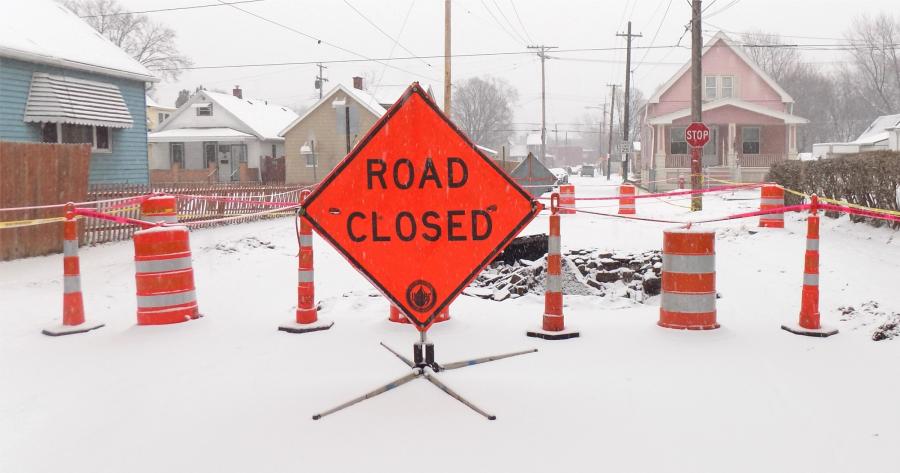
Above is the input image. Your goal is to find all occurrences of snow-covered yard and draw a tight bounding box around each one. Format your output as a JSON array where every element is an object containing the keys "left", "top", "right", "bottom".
[{"left": 2, "top": 176, "right": 900, "bottom": 472}]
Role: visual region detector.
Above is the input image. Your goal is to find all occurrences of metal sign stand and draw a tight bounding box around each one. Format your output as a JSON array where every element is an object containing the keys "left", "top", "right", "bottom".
[{"left": 313, "top": 331, "right": 537, "bottom": 420}]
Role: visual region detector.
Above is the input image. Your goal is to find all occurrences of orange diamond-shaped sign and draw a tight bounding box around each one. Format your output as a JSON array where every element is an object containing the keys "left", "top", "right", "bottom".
[{"left": 302, "top": 83, "right": 539, "bottom": 331}]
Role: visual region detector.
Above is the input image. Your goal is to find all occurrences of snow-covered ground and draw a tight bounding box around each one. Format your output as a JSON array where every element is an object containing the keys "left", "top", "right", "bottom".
[{"left": 2, "top": 176, "right": 900, "bottom": 472}]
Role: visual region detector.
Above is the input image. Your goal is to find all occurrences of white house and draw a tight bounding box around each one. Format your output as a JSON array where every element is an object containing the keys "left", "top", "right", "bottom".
[
  {"left": 148, "top": 86, "right": 298, "bottom": 183},
  {"left": 812, "top": 114, "right": 900, "bottom": 159}
]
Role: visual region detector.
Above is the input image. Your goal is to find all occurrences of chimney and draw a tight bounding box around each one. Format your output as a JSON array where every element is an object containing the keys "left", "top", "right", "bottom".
[
  {"left": 232, "top": 85, "right": 242, "bottom": 99},
  {"left": 352, "top": 76, "right": 364, "bottom": 90}
]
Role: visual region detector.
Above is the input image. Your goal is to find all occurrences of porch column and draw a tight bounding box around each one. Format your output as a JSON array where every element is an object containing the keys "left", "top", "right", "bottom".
[
  {"left": 788, "top": 125, "right": 798, "bottom": 159},
  {"left": 654, "top": 124, "right": 666, "bottom": 169},
  {"left": 727, "top": 123, "right": 737, "bottom": 167}
]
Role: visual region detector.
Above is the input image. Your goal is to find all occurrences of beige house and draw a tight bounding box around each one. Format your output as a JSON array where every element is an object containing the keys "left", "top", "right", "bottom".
[
  {"left": 146, "top": 95, "right": 176, "bottom": 131},
  {"left": 281, "top": 80, "right": 390, "bottom": 184}
]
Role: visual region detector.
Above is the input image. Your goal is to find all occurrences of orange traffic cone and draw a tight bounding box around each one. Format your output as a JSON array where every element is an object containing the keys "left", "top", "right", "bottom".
[{"left": 43, "top": 204, "right": 104, "bottom": 336}]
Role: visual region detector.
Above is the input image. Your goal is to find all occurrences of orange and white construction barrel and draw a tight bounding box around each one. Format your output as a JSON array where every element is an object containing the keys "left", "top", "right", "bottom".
[
  {"left": 133, "top": 225, "right": 200, "bottom": 325},
  {"left": 618, "top": 184, "right": 636, "bottom": 215},
  {"left": 141, "top": 194, "right": 178, "bottom": 224},
  {"left": 43, "top": 204, "right": 104, "bottom": 336},
  {"left": 527, "top": 193, "right": 579, "bottom": 340},
  {"left": 279, "top": 190, "right": 333, "bottom": 334},
  {"left": 658, "top": 227, "right": 719, "bottom": 330},
  {"left": 758, "top": 184, "right": 785, "bottom": 228},
  {"left": 558, "top": 184, "right": 575, "bottom": 215},
  {"left": 782, "top": 195, "right": 838, "bottom": 337}
]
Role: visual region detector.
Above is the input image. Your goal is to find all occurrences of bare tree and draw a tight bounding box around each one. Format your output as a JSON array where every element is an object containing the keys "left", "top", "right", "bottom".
[
  {"left": 451, "top": 76, "right": 518, "bottom": 150},
  {"left": 845, "top": 13, "right": 900, "bottom": 115},
  {"left": 61, "top": 0, "right": 192, "bottom": 81}
]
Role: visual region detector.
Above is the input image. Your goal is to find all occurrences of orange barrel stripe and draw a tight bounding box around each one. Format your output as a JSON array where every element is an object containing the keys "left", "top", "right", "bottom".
[
  {"left": 133, "top": 226, "right": 199, "bottom": 325},
  {"left": 618, "top": 184, "right": 636, "bottom": 215},
  {"left": 542, "top": 197, "right": 565, "bottom": 331},
  {"left": 296, "top": 194, "right": 318, "bottom": 325},
  {"left": 798, "top": 213, "right": 821, "bottom": 329},
  {"left": 659, "top": 228, "right": 719, "bottom": 330},
  {"left": 389, "top": 305, "right": 450, "bottom": 324},
  {"left": 558, "top": 184, "right": 575, "bottom": 215},
  {"left": 62, "top": 213, "right": 86, "bottom": 326},
  {"left": 759, "top": 184, "right": 785, "bottom": 228},
  {"left": 141, "top": 194, "right": 178, "bottom": 224}
]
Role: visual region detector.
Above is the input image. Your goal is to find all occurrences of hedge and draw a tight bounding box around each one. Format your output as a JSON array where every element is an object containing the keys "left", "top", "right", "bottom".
[{"left": 767, "top": 151, "right": 900, "bottom": 228}]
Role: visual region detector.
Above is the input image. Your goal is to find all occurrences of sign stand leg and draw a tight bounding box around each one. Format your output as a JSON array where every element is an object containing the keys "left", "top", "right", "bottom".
[{"left": 312, "top": 335, "right": 537, "bottom": 421}]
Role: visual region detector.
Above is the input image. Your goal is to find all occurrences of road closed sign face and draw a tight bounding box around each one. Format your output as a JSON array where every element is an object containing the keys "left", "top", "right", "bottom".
[{"left": 302, "top": 84, "right": 540, "bottom": 331}]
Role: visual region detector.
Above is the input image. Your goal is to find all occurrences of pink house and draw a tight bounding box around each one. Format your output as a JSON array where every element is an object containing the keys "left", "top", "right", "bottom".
[{"left": 639, "top": 32, "right": 808, "bottom": 190}]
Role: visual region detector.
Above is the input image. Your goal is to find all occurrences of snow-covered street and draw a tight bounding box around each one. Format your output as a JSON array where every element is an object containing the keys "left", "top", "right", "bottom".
[{"left": 2, "top": 176, "right": 900, "bottom": 472}]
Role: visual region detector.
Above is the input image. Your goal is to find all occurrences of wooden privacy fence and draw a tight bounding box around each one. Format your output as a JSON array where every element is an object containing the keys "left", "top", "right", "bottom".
[{"left": 82, "top": 183, "right": 305, "bottom": 245}]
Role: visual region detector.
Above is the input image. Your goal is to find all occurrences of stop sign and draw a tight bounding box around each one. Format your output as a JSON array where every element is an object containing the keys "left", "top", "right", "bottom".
[{"left": 685, "top": 122, "right": 710, "bottom": 148}]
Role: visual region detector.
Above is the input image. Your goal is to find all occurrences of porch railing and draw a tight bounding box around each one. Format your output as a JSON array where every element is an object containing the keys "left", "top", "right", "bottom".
[
  {"left": 665, "top": 154, "right": 692, "bottom": 168},
  {"left": 738, "top": 153, "right": 787, "bottom": 167}
]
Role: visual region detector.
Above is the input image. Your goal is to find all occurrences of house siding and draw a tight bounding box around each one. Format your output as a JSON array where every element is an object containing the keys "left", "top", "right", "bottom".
[{"left": 0, "top": 57, "right": 149, "bottom": 184}]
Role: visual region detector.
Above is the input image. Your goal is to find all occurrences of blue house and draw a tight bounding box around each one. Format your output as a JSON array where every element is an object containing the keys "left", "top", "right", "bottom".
[{"left": 0, "top": 0, "right": 158, "bottom": 184}]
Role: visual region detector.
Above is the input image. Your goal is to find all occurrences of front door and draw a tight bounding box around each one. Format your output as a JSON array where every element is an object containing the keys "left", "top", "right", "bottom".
[
  {"left": 217, "top": 145, "right": 233, "bottom": 181},
  {"left": 702, "top": 126, "right": 719, "bottom": 166}
]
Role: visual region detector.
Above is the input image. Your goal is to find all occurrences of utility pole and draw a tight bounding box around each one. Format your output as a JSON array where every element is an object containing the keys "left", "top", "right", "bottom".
[
  {"left": 528, "top": 45, "right": 558, "bottom": 164},
  {"left": 691, "top": 0, "right": 703, "bottom": 211},
  {"left": 444, "top": 0, "right": 452, "bottom": 116},
  {"left": 607, "top": 84, "right": 619, "bottom": 180},
  {"left": 617, "top": 21, "right": 642, "bottom": 182},
  {"left": 315, "top": 63, "right": 328, "bottom": 100}
]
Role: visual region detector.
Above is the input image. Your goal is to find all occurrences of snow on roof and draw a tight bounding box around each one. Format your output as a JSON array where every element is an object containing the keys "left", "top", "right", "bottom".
[
  {"left": 647, "top": 98, "right": 808, "bottom": 125},
  {"left": 148, "top": 127, "right": 255, "bottom": 142},
  {"left": 852, "top": 114, "right": 900, "bottom": 145},
  {"left": 0, "top": 0, "right": 157, "bottom": 82},
  {"left": 200, "top": 91, "right": 298, "bottom": 141},
  {"left": 278, "top": 83, "right": 388, "bottom": 137},
  {"left": 146, "top": 95, "right": 175, "bottom": 110}
]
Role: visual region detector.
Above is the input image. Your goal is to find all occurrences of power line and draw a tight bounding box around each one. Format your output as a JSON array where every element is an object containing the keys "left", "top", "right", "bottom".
[
  {"left": 633, "top": 0, "right": 674, "bottom": 71},
  {"left": 212, "top": 0, "right": 439, "bottom": 82},
  {"left": 479, "top": 0, "right": 526, "bottom": 45},
  {"left": 491, "top": 0, "right": 528, "bottom": 44},
  {"left": 509, "top": 1, "right": 534, "bottom": 44},
  {"left": 343, "top": 0, "right": 432, "bottom": 68},
  {"left": 78, "top": 0, "right": 264, "bottom": 17}
]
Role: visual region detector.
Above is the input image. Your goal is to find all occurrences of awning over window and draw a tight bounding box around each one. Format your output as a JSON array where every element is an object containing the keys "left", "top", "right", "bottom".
[{"left": 23, "top": 72, "right": 133, "bottom": 129}]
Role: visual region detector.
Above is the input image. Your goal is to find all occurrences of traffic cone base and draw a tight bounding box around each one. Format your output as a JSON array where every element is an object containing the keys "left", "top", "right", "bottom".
[
  {"left": 781, "top": 323, "right": 838, "bottom": 338},
  {"left": 278, "top": 319, "right": 334, "bottom": 334},
  {"left": 42, "top": 322, "right": 104, "bottom": 337},
  {"left": 526, "top": 326, "right": 580, "bottom": 340}
]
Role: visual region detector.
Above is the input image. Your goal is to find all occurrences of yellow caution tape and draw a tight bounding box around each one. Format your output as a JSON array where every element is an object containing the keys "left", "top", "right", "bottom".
[{"left": 0, "top": 216, "right": 67, "bottom": 229}]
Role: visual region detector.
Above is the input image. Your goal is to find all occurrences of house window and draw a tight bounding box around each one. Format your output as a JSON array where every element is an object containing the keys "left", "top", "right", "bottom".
[
  {"left": 204, "top": 142, "right": 217, "bottom": 167},
  {"left": 742, "top": 127, "right": 760, "bottom": 155},
  {"left": 721, "top": 76, "right": 734, "bottom": 98},
  {"left": 705, "top": 76, "right": 718, "bottom": 100},
  {"left": 170, "top": 142, "right": 184, "bottom": 167},
  {"left": 41, "top": 123, "right": 111, "bottom": 152},
  {"left": 234, "top": 144, "right": 248, "bottom": 164},
  {"left": 271, "top": 144, "right": 277, "bottom": 159},
  {"left": 670, "top": 127, "right": 688, "bottom": 154},
  {"left": 158, "top": 112, "right": 171, "bottom": 124},
  {"left": 196, "top": 104, "right": 212, "bottom": 116}
]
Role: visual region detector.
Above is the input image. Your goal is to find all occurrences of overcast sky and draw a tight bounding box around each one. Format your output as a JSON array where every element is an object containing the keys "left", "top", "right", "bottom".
[{"left": 137, "top": 0, "right": 895, "bottom": 139}]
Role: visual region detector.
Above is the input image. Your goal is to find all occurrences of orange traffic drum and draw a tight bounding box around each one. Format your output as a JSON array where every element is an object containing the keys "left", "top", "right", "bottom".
[{"left": 133, "top": 226, "right": 200, "bottom": 325}]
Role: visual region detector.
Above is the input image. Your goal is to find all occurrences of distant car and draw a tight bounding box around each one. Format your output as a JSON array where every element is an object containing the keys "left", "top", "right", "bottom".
[
  {"left": 549, "top": 168, "right": 568, "bottom": 185},
  {"left": 580, "top": 165, "right": 596, "bottom": 177}
]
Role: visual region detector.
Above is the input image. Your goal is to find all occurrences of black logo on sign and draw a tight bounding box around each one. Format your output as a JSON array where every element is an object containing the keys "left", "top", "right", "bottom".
[{"left": 406, "top": 280, "right": 436, "bottom": 312}]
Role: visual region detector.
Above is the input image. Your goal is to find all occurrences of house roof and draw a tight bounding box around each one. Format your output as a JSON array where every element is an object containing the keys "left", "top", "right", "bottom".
[
  {"left": 648, "top": 31, "right": 793, "bottom": 105},
  {"left": 647, "top": 97, "right": 809, "bottom": 125},
  {"left": 851, "top": 114, "right": 900, "bottom": 145},
  {"left": 146, "top": 95, "right": 175, "bottom": 111},
  {"left": 278, "top": 83, "right": 388, "bottom": 136},
  {"left": 0, "top": 0, "right": 157, "bottom": 82},
  {"left": 159, "top": 90, "right": 298, "bottom": 141},
  {"left": 148, "top": 127, "right": 254, "bottom": 143}
]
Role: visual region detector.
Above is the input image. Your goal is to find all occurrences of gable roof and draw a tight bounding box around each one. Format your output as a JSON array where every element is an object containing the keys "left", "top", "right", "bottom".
[
  {"left": 160, "top": 90, "right": 298, "bottom": 141},
  {"left": 146, "top": 95, "right": 175, "bottom": 110},
  {"left": 851, "top": 114, "right": 900, "bottom": 145},
  {"left": 647, "top": 97, "right": 808, "bottom": 125},
  {"left": 278, "top": 83, "right": 388, "bottom": 136},
  {"left": 0, "top": 0, "right": 157, "bottom": 82},
  {"left": 649, "top": 31, "right": 793, "bottom": 105}
]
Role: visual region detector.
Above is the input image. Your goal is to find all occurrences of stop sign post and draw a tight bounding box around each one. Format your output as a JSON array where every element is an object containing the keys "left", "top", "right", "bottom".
[
  {"left": 685, "top": 122, "right": 709, "bottom": 211},
  {"left": 306, "top": 83, "right": 540, "bottom": 421}
]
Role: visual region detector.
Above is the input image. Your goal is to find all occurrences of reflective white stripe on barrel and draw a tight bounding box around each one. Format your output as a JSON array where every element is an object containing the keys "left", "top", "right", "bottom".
[
  {"left": 763, "top": 213, "right": 784, "bottom": 220},
  {"left": 660, "top": 292, "right": 716, "bottom": 313},
  {"left": 63, "top": 275, "right": 81, "bottom": 293},
  {"left": 135, "top": 257, "right": 193, "bottom": 274},
  {"left": 760, "top": 198, "right": 784, "bottom": 206},
  {"left": 662, "top": 254, "right": 715, "bottom": 274},
  {"left": 137, "top": 290, "right": 197, "bottom": 308},
  {"left": 546, "top": 274, "right": 562, "bottom": 292},
  {"left": 548, "top": 236, "right": 560, "bottom": 254},
  {"left": 63, "top": 240, "right": 78, "bottom": 255},
  {"left": 807, "top": 238, "right": 819, "bottom": 251},
  {"left": 803, "top": 273, "right": 819, "bottom": 286},
  {"left": 299, "top": 235, "right": 313, "bottom": 247},
  {"left": 298, "top": 270, "right": 314, "bottom": 283}
]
